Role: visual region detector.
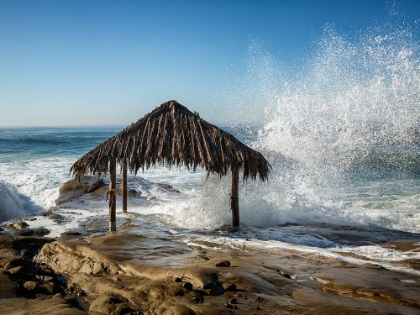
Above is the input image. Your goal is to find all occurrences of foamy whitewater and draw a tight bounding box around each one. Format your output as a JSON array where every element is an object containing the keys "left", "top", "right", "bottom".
[{"left": 1, "top": 7, "right": 420, "bottom": 274}]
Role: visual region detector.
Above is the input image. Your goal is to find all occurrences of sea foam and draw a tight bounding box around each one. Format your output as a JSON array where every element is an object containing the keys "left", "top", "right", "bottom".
[{"left": 0, "top": 180, "right": 35, "bottom": 222}]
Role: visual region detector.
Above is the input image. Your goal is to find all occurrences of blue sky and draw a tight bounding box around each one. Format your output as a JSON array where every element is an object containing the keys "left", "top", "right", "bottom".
[{"left": 1, "top": 0, "right": 419, "bottom": 127}]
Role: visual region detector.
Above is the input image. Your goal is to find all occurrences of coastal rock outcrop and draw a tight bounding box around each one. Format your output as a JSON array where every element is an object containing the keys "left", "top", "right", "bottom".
[
  {"left": 55, "top": 176, "right": 104, "bottom": 205},
  {"left": 0, "top": 235, "right": 87, "bottom": 314},
  {"left": 31, "top": 232, "right": 420, "bottom": 315},
  {"left": 1, "top": 228, "right": 420, "bottom": 314}
]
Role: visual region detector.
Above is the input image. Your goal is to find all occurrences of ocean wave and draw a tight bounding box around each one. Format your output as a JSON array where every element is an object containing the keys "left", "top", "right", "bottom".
[{"left": 0, "top": 180, "right": 43, "bottom": 223}]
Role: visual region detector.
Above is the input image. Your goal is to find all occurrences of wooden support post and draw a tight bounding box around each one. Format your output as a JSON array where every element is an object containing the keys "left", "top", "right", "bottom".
[
  {"left": 231, "top": 165, "right": 239, "bottom": 231},
  {"left": 122, "top": 162, "right": 127, "bottom": 213},
  {"left": 109, "top": 158, "right": 117, "bottom": 231}
]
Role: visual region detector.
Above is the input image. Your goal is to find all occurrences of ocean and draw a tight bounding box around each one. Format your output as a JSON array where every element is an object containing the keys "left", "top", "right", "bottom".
[
  {"left": 1, "top": 10, "right": 420, "bottom": 274},
  {"left": 1, "top": 123, "right": 420, "bottom": 233}
]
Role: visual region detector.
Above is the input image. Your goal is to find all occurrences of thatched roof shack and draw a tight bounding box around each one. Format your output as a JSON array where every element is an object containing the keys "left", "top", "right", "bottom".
[
  {"left": 70, "top": 100, "right": 271, "bottom": 231},
  {"left": 71, "top": 100, "right": 270, "bottom": 180}
]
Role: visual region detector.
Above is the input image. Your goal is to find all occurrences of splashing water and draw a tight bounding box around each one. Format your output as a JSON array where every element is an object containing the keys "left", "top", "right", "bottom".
[
  {"left": 0, "top": 180, "right": 43, "bottom": 222},
  {"left": 176, "top": 10, "right": 420, "bottom": 231}
]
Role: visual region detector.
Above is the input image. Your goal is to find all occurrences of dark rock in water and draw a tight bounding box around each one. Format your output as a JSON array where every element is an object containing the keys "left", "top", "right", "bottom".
[
  {"left": 59, "top": 231, "right": 82, "bottom": 240},
  {"left": 15, "top": 227, "right": 50, "bottom": 237},
  {"left": 128, "top": 188, "right": 140, "bottom": 197},
  {"left": 156, "top": 183, "right": 181, "bottom": 193},
  {"left": 215, "top": 260, "right": 231, "bottom": 267},
  {"left": 48, "top": 213, "right": 65, "bottom": 221},
  {"left": 87, "top": 178, "right": 103, "bottom": 193},
  {"left": 55, "top": 176, "right": 105, "bottom": 205}
]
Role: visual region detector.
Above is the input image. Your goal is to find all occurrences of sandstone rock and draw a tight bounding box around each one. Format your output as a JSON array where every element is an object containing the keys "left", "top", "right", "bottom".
[
  {"left": 56, "top": 176, "right": 104, "bottom": 205},
  {"left": 9, "top": 222, "right": 29, "bottom": 230},
  {"left": 222, "top": 282, "right": 236, "bottom": 291},
  {"left": 25, "top": 229, "right": 420, "bottom": 315},
  {"left": 89, "top": 293, "right": 136, "bottom": 314},
  {"left": 168, "top": 283, "right": 184, "bottom": 296},
  {"left": 79, "top": 263, "right": 93, "bottom": 274},
  {"left": 23, "top": 281, "right": 38, "bottom": 291},
  {"left": 157, "top": 303, "right": 194, "bottom": 315},
  {"left": 87, "top": 178, "right": 103, "bottom": 193},
  {"left": 0, "top": 296, "right": 87, "bottom": 315},
  {"left": 114, "top": 302, "right": 138, "bottom": 315},
  {"left": 40, "top": 281, "right": 56, "bottom": 294},
  {"left": 92, "top": 262, "right": 104, "bottom": 274}
]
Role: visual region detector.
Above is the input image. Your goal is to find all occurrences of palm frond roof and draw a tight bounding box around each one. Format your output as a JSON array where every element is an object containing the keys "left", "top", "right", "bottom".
[{"left": 70, "top": 100, "right": 270, "bottom": 181}]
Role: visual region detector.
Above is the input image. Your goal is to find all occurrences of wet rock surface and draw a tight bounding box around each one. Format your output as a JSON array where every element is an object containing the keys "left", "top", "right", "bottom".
[
  {"left": 0, "top": 232, "right": 404, "bottom": 314},
  {"left": 0, "top": 230, "right": 419, "bottom": 314},
  {"left": 55, "top": 176, "right": 105, "bottom": 205}
]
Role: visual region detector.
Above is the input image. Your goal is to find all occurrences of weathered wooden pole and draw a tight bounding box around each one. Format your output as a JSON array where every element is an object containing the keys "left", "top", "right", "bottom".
[
  {"left": 109, "top": 158, "right": 117, "bottom": 231},
  {"left": 231, "top": 165, "right": 239, "bottom": 230},
  {"left": 122, "top": 162, "right": 127, "bottom": 213}
]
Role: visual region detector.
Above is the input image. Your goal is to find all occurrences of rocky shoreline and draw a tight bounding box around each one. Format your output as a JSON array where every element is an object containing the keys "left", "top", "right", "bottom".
[
  {"left": 1, "top": 224, "right": 420, "bottom": 314},
  {"left": 1, "top": 177, "right": 420, "bottom": 314},
  {"left": 0, "top": 234, "right": 87, "bottom": 314}
]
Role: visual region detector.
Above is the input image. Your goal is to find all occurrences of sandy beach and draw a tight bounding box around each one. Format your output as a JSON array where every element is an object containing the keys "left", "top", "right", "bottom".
[{"left": 1, "top": 178, "right": 420, "bottom": 315}]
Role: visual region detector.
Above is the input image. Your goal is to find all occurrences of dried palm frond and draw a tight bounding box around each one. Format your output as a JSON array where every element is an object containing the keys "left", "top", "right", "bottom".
[{"left": 70, "top": 100, "right": 270, "bottom": 181}]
